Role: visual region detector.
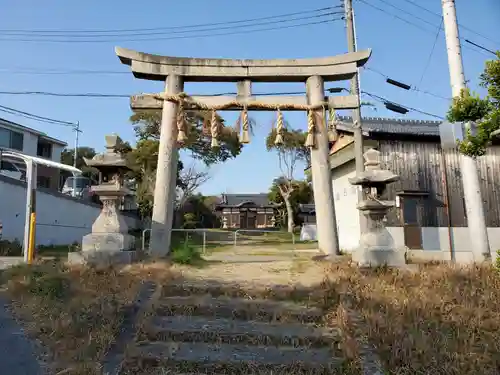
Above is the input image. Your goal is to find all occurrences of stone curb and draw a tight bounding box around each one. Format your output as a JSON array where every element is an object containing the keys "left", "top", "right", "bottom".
[{"left": 101, "top": 280, "right": 159, "bottom": 375}]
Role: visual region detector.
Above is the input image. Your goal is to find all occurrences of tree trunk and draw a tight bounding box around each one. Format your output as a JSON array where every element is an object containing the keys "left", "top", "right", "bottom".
[{"left": 284, "top": 197, "right": 295, "bottom": 233}]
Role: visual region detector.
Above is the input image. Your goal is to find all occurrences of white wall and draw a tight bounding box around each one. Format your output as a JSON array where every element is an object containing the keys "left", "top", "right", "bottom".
[
  {"left": 51, "top": 144, "right": 64, "bottom": 162},
  {"left": 22, "top": 132, "right": 38, "bottom": 157},
  {"left": 0, "top": 176, "right": 141, "bottom": 247},
  {"left": 331, "top": 160, "right": 360, "bottom": 251},
  {"left": 388, "top": 227, "right": 500, "bottom": 263}
]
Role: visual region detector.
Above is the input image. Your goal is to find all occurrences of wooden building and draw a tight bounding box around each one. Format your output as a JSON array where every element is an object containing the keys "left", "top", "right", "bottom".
[
  {"left": 324, "top": 116, "right": 500, "bottom": 255},
  {"left": 214, "top": 193, "right": 279, "bottom": 229}
]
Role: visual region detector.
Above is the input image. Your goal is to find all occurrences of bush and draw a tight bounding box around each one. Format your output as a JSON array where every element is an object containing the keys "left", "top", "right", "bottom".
[
  {"left": 0, "top": 239, "right": 22, "bottom": 256},
  {"left": 495, "top": 250, "right": 500, "bottom": 273},
  {"left": 28, "top": 273, "right": 70, "bottom": 300},
  {"left": 171, "top": 239, "right": 203, "bottom": 265},
  {"left": 3, "top": 262, "right": 71, "bottom": 300}
]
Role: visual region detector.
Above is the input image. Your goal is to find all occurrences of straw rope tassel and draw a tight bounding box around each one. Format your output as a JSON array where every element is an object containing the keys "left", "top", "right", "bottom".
[
  {"left": 274, "top": 109, "right": 284, "bottom": 145},
  {"left": 305, "top": 110, "right": 316, "bottom": 147},
  {"left": 233, "top": 112, "right": 242, "bottom": 138},
  {"left": 202, "top": 114, "right": 211, "bottom": 136},
  {"left": 176, "top": 101, "right": 188, "bottom": 144},
  {"left": 240, "top": 107, "right": 250, "bottom": 144},
  {"left": 328, "top": 107, "right": 339, "bottom": 142},
  {"left": 210, "top": 110, "right": 219, "bottom": 148}
]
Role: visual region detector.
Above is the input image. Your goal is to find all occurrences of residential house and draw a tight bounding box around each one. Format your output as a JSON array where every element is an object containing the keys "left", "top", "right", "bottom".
[
  {"left": 0, "top": 117, "right": 67, "bottom": 190},
  {"left": 326, "top": 116, "right": 500, "bottom": 257},
  {"left": 214, "top": 193, "right": 279, "bottom": 229}
]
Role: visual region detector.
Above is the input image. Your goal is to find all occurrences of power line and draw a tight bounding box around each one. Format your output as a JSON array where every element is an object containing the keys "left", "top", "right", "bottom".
[
  {"left": 356, "top": 0, "right": 491, "bottom": 57},
  {"left": 361, "top": 91, "right": 445, "bottom": 119},
  {"left": 418, "top": 17, "right": 444, "bottom": 88},
  {"left": 0, "top": 88, "right": 443, "bottom": 120},
  {"left": 399, "top": 0, "right": 500, "bottom": 46},
  {"left": 373, "top": 0, "right": 436, "bottom": 29},
  {"left": 0, "top": 6, "right": 342, "bottom": 34},
  {"left": 363, "top": 66, "right": 450, "bottom": 100},
  {"left": 357, "top": 0, "right": 436, "bottom": 35},
  {"left": 0, "top": 68, "right": 129, "bottom": 75},
  {"left": 0, "top": 18, "right": 340, "bottom": 43},
  {"left": 0, "top": 11, "right": 342, "bottom": 40},
  {"left": 464, "top": 39, "right": 498, "bottom": 56},
  {"left": 0, "top": 91, "right": 130, "bottom": 98},
  {"left": 0, "top": 104, "right": 76, "bottom": 126}
]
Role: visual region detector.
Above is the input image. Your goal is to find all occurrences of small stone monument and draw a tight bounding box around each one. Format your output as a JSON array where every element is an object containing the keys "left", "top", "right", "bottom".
[
  {"left": 68, "top": 134, "right": 138, "bottom": 266},
  {"left": 349, "top": 148, "right": 406, "bottom": 267}
]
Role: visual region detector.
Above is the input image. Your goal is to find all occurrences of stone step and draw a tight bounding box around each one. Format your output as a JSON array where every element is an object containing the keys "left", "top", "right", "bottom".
[
  {"left": 154, "top": 295, "right": 323, "bottom": 324},
  {"left": 163, "top": 279, "right": 322, "bottom": 304},
  {"left": 126, "top": 341, "right": 344, "bottom": 373},
  {"left": 143, "top": 314, "right": 340, "bottom": 348}
]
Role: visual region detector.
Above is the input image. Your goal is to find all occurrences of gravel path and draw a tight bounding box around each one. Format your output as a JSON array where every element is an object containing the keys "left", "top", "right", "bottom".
[{"left": 173, "top": 251, "right": 327, "bottom": 288}]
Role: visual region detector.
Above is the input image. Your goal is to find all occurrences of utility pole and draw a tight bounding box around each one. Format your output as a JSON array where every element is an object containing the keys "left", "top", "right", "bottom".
[
  {"left": 72, "top": 121, "right": 81, "bottom": 197},
  {"left": 441, "top": 0, "right": 490, "bottom": 261},
  {"left": 344, "top": 0, "right": 367, "bottom": 234}
]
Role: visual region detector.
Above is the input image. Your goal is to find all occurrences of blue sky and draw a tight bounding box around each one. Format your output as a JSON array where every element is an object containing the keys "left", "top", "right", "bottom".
[{"left": 0, "top": 0, "right": 498, "bottom": 195}]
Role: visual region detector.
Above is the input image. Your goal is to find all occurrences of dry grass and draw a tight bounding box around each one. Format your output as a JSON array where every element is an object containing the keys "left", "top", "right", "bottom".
[
  {"left": 5, "top": 253, "right": 498, "bottom": 375},
  {"left": 325, "top": 260, "right": 500, "bottom": 375},
  {"left": 0, "top": 259, "right": 172, "bottom": 375}
]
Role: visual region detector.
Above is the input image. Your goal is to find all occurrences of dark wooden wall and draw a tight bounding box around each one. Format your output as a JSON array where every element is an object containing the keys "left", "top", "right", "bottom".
[{"left": 376, "top": 137, "right": 500, "bottom": 227}]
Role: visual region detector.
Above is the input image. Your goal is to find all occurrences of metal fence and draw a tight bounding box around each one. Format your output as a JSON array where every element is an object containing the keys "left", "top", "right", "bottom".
[{"left": 141, "top": 228, "right": 318, "bottom": 252}]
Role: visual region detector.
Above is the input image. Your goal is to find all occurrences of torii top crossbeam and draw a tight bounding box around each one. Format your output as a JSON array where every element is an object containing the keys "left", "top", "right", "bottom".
[
  {"left": 115, "top": 47, "right": 372, "bottom": 112},
  {"left": 115, "top": 47, "right": 371, "bottom": 83}
]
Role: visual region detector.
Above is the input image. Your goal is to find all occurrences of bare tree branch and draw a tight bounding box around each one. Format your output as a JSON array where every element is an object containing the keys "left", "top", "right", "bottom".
[{"left": 177, "top": 163, "right": 211, "bottom": 207}]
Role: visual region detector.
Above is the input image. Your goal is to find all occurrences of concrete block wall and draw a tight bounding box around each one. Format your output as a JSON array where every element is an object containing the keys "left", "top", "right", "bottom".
[{"left": 0, "top": 176, "right": 141, "bottom": 247}]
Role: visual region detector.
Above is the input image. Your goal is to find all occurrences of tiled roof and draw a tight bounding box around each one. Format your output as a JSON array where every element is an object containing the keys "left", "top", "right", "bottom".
[
  {"left": 217, "top": 193, "right": 273, "bottom": 207},
  {"left": 335, "top": 116, "right": 441, "bottom": 136}
]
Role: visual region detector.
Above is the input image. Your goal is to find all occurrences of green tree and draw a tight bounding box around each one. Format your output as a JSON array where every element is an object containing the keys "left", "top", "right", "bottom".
[
  {"left": 181, "top": 193, "right": 220, "bottom": 228},
  {"left": 120, "top": 109, "right": 243, "bottom": 218},
  {"left": 131, "top": 110, "right": 242, "bottom": 165},
  {"left": 265, "top": 127, "right": 310, "bottom": 232},
  {"left": 447, "top": 52, "right": 500, "bottom": 157},
  {"left": 60, "top": 146, "right": 99, "bottom": 180}
]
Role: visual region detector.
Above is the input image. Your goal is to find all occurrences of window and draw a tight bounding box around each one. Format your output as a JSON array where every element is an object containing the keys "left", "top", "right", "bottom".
[
  {"left": 11, "top": 132, "right": 23, "bottom": 150},
  {"left": 37, "top": 140, "right": 53, "bottom": 158},
  {"left": 0, "top": 128, "right": 9, "bottom": 148},
  {"left": 0, "top": 160, "right": 18, "bottom": 172},
  {"left": 37, "top": 176, "right": 51, "bottom": 188},
  {"left": 0, "top": 127, "right": 24, "bottom": 151}
]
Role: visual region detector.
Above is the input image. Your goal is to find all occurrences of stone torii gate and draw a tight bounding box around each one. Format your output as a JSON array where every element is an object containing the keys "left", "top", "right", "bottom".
[{"left": 116, "top": 47, "right": 371, "bottom": 258}]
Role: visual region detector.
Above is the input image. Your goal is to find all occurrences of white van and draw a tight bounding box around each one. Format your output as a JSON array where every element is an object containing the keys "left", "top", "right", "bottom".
[{"left": 61, "top": 176, "right": 93, "bottom": 199}]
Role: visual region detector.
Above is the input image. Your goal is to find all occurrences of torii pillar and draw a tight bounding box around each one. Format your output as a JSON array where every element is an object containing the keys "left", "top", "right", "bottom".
[{"left": 116, "top": 47, "right": 371, "bottom": 258}]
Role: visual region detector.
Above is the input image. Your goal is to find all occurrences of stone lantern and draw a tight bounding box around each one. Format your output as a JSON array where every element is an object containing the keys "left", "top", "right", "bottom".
[
  {"left": 68, "top": 134, "right": 138, "bottom": 266},
  {"left": 349, "top": 148, "right": 405, "bottom": 267}
]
